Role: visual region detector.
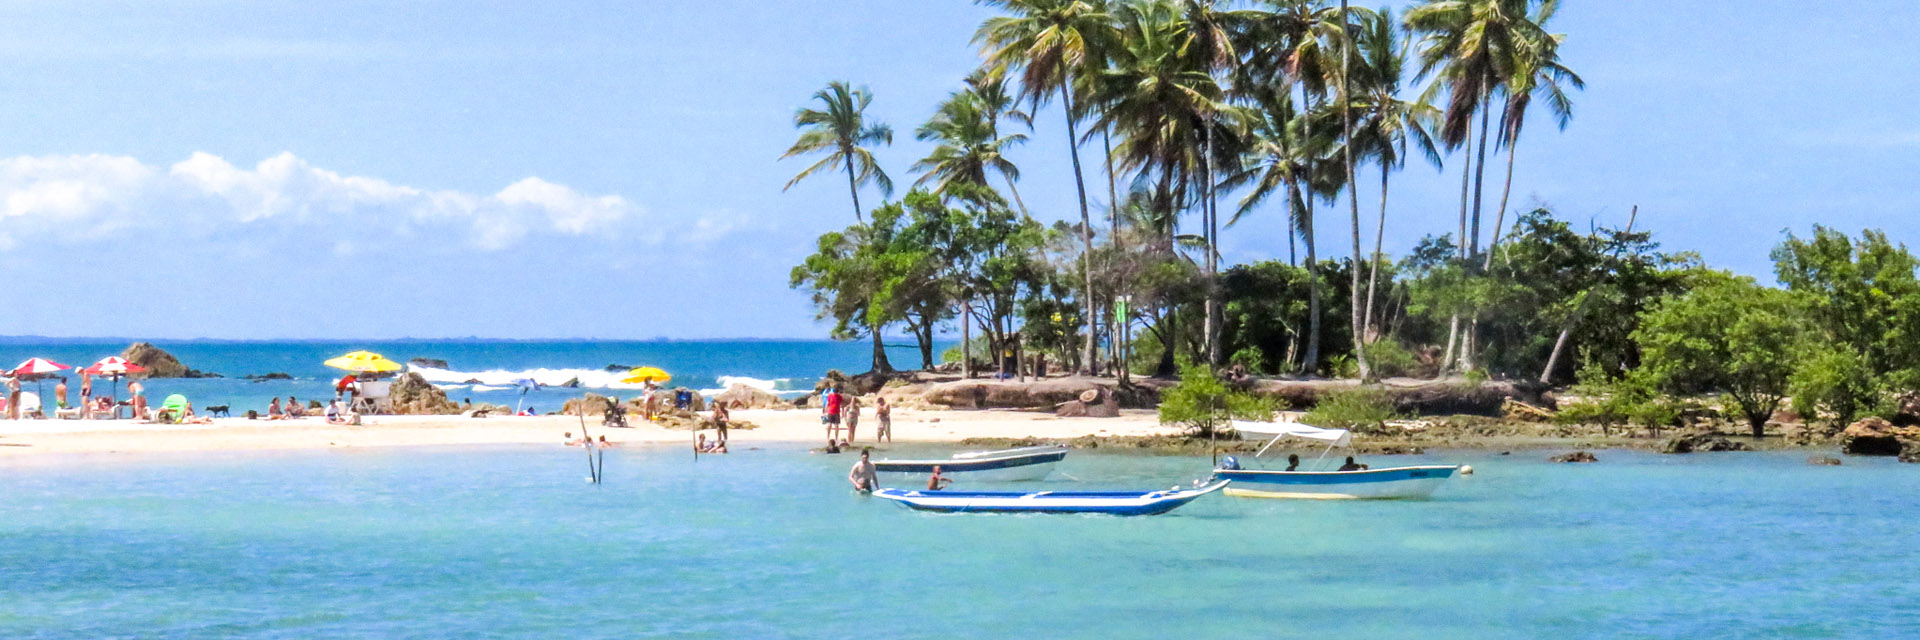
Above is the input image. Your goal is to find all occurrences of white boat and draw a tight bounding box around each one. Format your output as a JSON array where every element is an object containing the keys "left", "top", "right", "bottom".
[
  {"left": 872, "top": 481, "right": 1228, "bottom": 516},
  {"left": 1212, "top": 421, "right": 1461, "bottom": 500},
  {"left": 871, "top": 445, "right": 1068, "bottom": 482}
]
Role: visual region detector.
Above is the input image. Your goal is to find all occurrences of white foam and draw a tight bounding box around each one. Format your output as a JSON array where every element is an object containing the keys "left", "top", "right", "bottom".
[{"left": 408, "top": 365, "right": 651, "bottom": 390}]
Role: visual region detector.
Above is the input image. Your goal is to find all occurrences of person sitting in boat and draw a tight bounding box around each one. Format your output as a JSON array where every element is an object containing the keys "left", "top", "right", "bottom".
[
  {"left": 1337, "top": 456, "right": 1369, "bottom": 471},
  {"left": 1286, "top": 454, "right": 1301, "bottom": 471},
  {"left": 926, "top": 465, "right": 953, "bottom": 491},
  {"left": 848, "top": 448, "right": 878, "bottom": 492}
]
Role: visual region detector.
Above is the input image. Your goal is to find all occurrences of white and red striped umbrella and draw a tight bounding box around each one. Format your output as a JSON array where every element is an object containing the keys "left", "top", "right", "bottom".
[
  {"left": 8, "top": 358, "right": 72, "bottom": 376},
  {"left": 82, "top": 357, "right": 147, "bottom": 376}
]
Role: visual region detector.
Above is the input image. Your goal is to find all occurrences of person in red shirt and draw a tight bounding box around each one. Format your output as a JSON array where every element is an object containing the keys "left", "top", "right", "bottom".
[
  {"left": 822, "top": 387, "right": 843, "bottom": 442},
  {"left": 335, "top": 374, "right": 358, "bottom": 404}
]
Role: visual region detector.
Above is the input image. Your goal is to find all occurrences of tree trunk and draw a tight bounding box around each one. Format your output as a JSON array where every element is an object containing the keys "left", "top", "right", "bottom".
[
  {"left": 1340, "top": 0, "right": 1369, "bottom": 381},
  {"left": 845, "top": 144, "right": 864, "bottom": 223},
  {"left": 869, "top": 318, "right": 893, "bottom": 373},
  {"left": 1155, "top": 312, "right": 1177, "bottom": 377},
  {"left": 1482, "top": 110, "right": 1518, "bottom": 272},
  {"left": 1058, "top": 72, "right": 1098, "bottom": 376},
  {"left": 1002, "top": 175, "right": 1031, "bottom": 220},
  {"left": 1362, "top": 165, "right": 1389, "bottom": 346},
  {"left": 1439, "top": 315, "right": 1458, "bottom": 379},
  {"left": 1468, "top": 93, "right": 1493, "bottom": 259},
  {"left": 1203, "top": 120, "right": 1221, "bottom": 369},
  {"left": 1300, "top": 89, "right": 1321, "bottom": 376},
  {"left": 917, "top": 321, "right": 934, "bottom": 370},
  {"left": 960, "top": 298, "right": 973, "bottom": 379}
]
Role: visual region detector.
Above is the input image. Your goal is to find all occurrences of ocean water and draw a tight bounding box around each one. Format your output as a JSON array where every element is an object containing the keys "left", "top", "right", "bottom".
[
  {"left": 0, "top": 339, "right": 932, "bottom": 414},
  {"left": 2, "top": 447, "right": 1915, "bottom": 638}
]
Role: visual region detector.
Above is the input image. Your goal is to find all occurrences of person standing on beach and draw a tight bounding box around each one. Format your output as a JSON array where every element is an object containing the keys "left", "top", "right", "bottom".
[
  {"left": 822, "top": 386, "right": 843, "bottom": 442},
  {"left": 848, "top": 447, "right": 877, "bottom": 492},
  {"left": 874, "top": 397, "right": 892, "bottom": 443},
  {"left": 335, "top": 374, "right": 358, "bottom": 404},
  {"left": 54, "top": 377, "right": 69, "bottom": 411},
  {"left": 4, "top": 375, "right": 20, "bottom": 420},
  {"left": 129, "top": 380, "right": 146, "bottom": 420},
  {"left": 843, "top": 395, "right": 861, "bottom": 443},
  {"left": 78, "top": 373, "right": 92, "bottom": 418}
]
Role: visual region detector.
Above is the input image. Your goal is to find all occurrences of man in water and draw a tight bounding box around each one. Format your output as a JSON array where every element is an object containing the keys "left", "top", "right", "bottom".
[
  {"left": 926, "top": 465, "right": 953, "bottom": 491},
  {"left": 1337, "top": 456, "right": 1369, "bottom": 471},
  {"left": 1286, "top": 454, "right": 1301, "bottom": 471},
  {"left": 848, "top": 447, "right": 878, "bottom": 492}
]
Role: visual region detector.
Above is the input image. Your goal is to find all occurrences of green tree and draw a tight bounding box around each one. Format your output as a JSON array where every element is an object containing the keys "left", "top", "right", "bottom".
[
  {"left": 1634, "top": 273, "right": 1809, "bottom": 437},
  {"left": 976, "top": 0, "right": 1115, "bottom": 374},
  {"left": 1158, "top": 363, "right": 1280, "bottom": 437},
  {"left": 780, "top": 82, "right": 896, "bottom": 223},
  {"left": 790, "top": 201, "right": 944, "bottom": 374},
  {"left": 912, "top": 91, "right": 1029, "bottom": 208}
]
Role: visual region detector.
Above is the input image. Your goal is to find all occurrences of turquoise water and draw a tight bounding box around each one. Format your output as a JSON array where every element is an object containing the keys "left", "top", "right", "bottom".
[
  {"left": 3, "top": 447, "right": 1915, "bottom": 638},
  {"left": 0, "top": 339, "right": 932, "bottom": 414}
]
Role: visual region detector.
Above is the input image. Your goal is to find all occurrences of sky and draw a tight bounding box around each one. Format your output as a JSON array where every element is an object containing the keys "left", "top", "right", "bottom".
[{"left": 0, "top": 0, "right": 1917, "bottom": 340}]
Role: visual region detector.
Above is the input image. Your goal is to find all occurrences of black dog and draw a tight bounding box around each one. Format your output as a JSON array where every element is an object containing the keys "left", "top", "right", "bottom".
[{"left": 206, "top": 405, "right": 231, "bottom": 418}]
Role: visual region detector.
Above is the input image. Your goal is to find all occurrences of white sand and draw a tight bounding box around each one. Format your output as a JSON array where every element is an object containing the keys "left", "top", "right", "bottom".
[{"left": 0, "top": 407, "right": 1177, "bottom": 457}]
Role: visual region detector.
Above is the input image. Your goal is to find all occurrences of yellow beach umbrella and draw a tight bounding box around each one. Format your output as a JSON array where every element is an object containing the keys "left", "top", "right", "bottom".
[
  {"left": 621, "top": 366, "right": 670, "bottom": 384},
  {"left": 324, "top": 351, "right": 403, "bottom": 373}
]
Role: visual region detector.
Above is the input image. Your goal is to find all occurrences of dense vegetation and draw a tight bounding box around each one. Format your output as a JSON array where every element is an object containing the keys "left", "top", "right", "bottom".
[{"left": 783, "top": 0, "right": 1920, "bottom": 430}]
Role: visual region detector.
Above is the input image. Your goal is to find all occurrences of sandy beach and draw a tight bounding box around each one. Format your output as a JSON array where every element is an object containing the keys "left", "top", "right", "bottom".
[{"left": 0, "top": 407, "right": 1178, "bottom": 457}]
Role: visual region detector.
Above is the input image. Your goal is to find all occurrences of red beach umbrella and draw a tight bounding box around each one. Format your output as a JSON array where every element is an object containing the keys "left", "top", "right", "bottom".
[
  {"left": 81, "top": 357, "right": 147, "bottom": 376},
  {"left": 9, "top": 358, "right": 71, "bottom": 376}
]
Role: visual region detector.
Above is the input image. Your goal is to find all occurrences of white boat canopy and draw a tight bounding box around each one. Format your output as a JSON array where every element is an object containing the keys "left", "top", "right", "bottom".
[{"left": 1232, "top": 421, "right": 1351, "bottom": 447}]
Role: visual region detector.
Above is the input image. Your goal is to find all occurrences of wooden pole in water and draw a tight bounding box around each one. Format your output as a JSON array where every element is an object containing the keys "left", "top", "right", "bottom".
[{"left": 577, "top": 402, "right": 598, "bottom": 484}]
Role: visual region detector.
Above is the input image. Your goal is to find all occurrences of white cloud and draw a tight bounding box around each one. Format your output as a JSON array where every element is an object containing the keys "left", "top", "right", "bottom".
[{"left": 0, "top": 151, "right": 670, "bottom": 251}]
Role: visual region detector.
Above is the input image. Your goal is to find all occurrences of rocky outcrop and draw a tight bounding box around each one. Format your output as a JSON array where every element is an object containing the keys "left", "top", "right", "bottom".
[
  {"left": 1248, "top": 377, "right": 1543, "bottom": 416},
  {"left": 563, "top": 393, "right": 614, "bottom": 416},
  {"left": 1807, "top": 455, "right": 1843, "bottom": 466},
  {"left": 1549, "top": 451, "right": 1598, "bottom": 463},
  {"left": 121, "top": 342, "right": 221, "bottom": 378},
  {"left": 1055, "top": 387, "right": 1121, "bottom": 418},
  {"left": 244, "top": 372, "right": 292, "bottom": 381},
  {"left": 407, "top": 358, "right": 449, "bottom": 369},
  {"left": 1660, "top": 432, "right": 1751, "bottom": 454},
  {"left": 920, "top": 377, "right": 1159, "bottom": 410},
  {"left": 712, "top": 384, "right": 790, "bottom": 410},
  {"left": 387, "top": 372, "right": 460, "bottom": 415},
  {"left": 1840, "top": 417, "right": 1909, "bottom": 456}
]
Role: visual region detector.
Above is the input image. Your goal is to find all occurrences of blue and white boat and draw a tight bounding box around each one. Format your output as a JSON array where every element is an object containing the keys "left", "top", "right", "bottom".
[
  {"left": 872, "top": 445, "right": 1068, "bottom": 482},
  {"left": 871, "top": 480, "right": 1228, "bottom": 516},
  {"left": 1213, "top": 421, "right": 1461, "bottom": 500}
]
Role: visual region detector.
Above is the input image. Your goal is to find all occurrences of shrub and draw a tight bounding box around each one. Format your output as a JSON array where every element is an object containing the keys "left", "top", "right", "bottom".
[
  {"left": 1304, "top": 387, "right": 1401, "bottom": 433},
  {"left": 1366, "top": 340, "right": 1421, "bottom": 378},
  {"left": 1789, "top": 346, "right": 1881, "bottom": 429},
  {"left": 1158, "top": 364, "right": 1283, "bottom": 437},
  {"left": 1229, "top": 347, "right": 1267, "bottom": 373}
]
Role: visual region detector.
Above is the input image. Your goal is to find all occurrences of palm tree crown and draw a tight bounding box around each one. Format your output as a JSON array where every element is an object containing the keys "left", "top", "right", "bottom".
[{"left": 781, "top": 81, "right": 895, "bottom": 222}]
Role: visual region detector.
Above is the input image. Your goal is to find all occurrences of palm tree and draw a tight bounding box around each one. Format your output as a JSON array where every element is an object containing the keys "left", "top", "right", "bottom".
[
  {"left": 780, "top": 82, "right": 895, "bottom": 222},
  {"left": 1333, "top": 0, "right": 1376, "bottom": 379},
  {"left": 1481, "top": 5, "right": 1581, "bottom": 270},
  {"left": 976, "top": 0, "right": 1115, "bottom": 375},
  {"left": 1350, "top": 8, "right": 1440, "bottom": 344},
  {"left": 960, "top": 70, "right": 1038, "bottom": 215},
  {"left": 912, "top": 92, "right": 1031, "bottom": 209}
]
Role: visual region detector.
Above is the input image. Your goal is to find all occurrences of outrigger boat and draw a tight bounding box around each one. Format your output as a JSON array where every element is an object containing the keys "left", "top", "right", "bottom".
[
  {"left": 1212, "top": 421, "right": 1460, "bottom": 500},
  {"left": 872, "top": 445, "right": 1068, "bottom": 482},
  {"left": 872, "top": 480, "right": 1228, "bottom": 516}
]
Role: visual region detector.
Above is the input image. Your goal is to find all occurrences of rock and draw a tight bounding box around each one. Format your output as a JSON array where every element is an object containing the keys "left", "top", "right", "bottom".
[
  {"left": 407, "top": 358, "right": 449, "bottom": 369},
  {"left": 1549, "top": 451, "right": 1598, "bottom": 463},
  {"left": 1807, "top": 455, "right": 1843, "bottom": 466},
  {"left": 1661, "top": 432, "right": 1751, "bottom": 454},
  {"left": 121, "top": 342, "right": 221, "bottom": 378},
  {"left": 556, "top": 378, "right": 581, "bottom": 388},
  {"left": 604, "top": 363, "right": 634, "bottom": 372},
  {"left": 1841, "top": 417, "right": 1906, "bottom": 456},
  {"left": 814, "top": 370, "right": 856, "bottom": 394},
  {"left": 462, "top": 378, "right": 484, "bottom": 385},
  {"left": 563, "top": 393, "right": 613, "bottom": 416},
  {"left": 1055, "top": 386, "right": 1120, "bottom": 418},
  {"left": 387, "top": 372, "right": 460, "bottom": 415},
  {"left": 244, "top": 372, "right": 292, "bottom": 381},
  {"left": 712, "top": 384, "right": 790, "bottom": 410},
  {"left": 922, "top": 377, "right": 1158, "bottom": 410}
]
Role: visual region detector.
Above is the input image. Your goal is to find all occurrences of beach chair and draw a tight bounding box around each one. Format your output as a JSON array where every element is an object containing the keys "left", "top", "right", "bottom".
[
  {"left": 54, "top": 401, "right": 82, "bottom": 419},
  {"left": 353, "top": 381, "right": 392, "bottom": 415}
]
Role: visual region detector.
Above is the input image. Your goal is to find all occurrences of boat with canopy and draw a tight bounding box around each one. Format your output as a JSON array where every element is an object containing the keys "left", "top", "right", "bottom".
[{"left": 1211, "top": 421, "right": 1460, "bottom": 500}]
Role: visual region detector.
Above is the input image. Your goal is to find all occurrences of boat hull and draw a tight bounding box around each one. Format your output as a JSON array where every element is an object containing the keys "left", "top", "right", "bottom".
[
  {"left": 873, "top": 449, "right": 1067, "bottom": 482},
  {"left": 872, "top": 481, "right": 1227, "bottom": 516},
  {"left": 1213, "top": 465, "right": 1459, "bottom": 500}
]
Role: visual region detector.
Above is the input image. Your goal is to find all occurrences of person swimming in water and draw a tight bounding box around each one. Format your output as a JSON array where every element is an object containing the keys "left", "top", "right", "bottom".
[{"left": 926, "top": 465, "right": 953, "bottom": 491}]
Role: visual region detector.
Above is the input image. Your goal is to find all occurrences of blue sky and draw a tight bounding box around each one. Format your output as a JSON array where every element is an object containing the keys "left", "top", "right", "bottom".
[{"left": 0, "top": 1, "right": 1915, "bottom": 340}]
